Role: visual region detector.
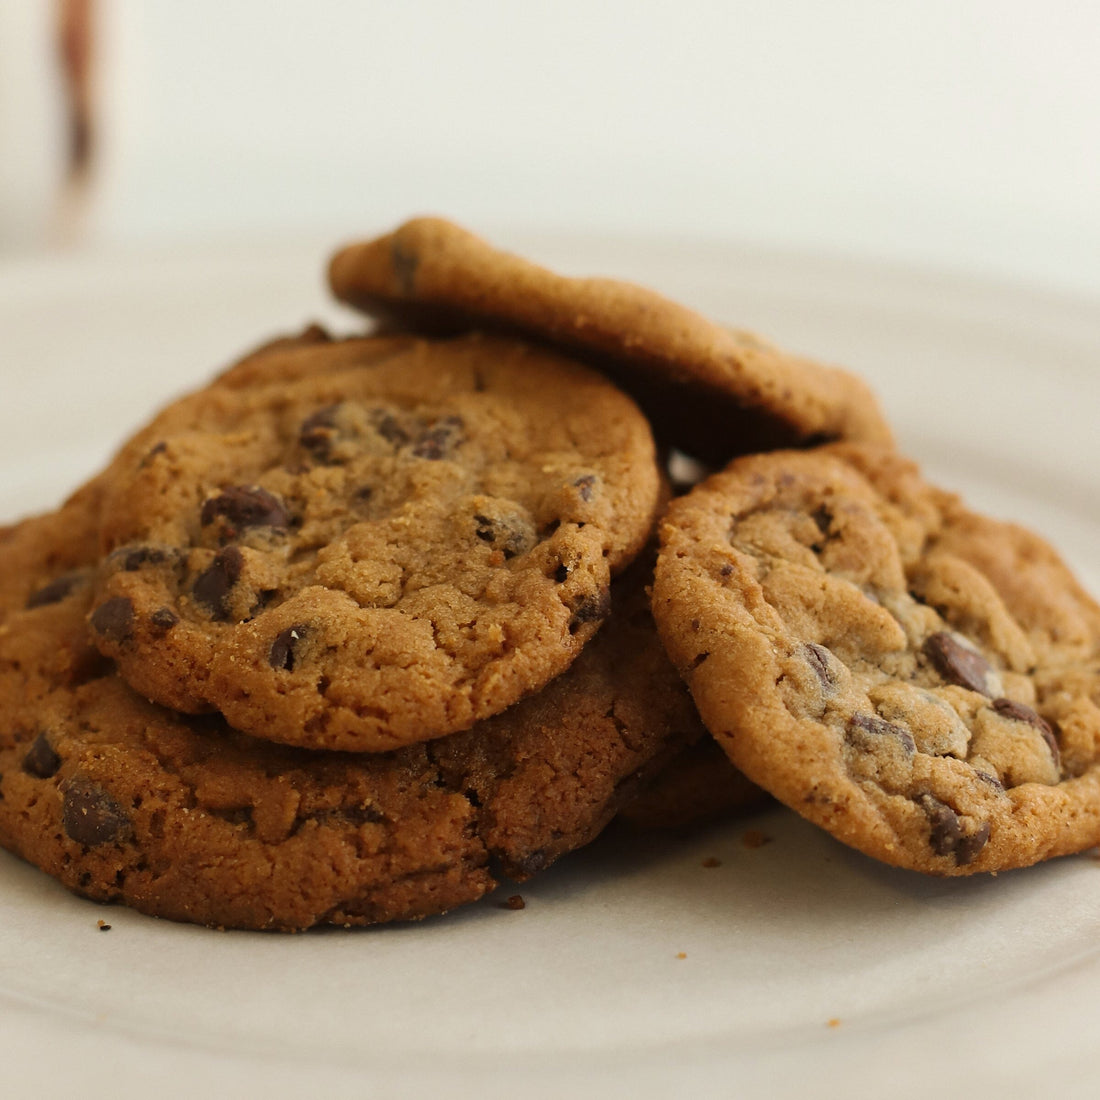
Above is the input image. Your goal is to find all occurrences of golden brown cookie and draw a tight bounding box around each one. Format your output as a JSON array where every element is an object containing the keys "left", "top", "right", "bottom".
[
  {"left": 0, "top": 495, "right": 703, "bottom": 931},
  {"left": 328, "top": 217, "right": 894, "bottom": 464},
  {"left": 652, "top": 443, "right": 1100, "bottom": 874},
  {"left": 89, "top": 331, "right": 662, "bottom": 751}
]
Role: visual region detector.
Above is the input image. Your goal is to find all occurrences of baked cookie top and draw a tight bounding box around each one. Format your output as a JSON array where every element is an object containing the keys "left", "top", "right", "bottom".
[
  {"left": 0, "top": 497, "right": 698, "bottom": 931},
  {"left": 327, "top": 217, "right": 894, "bottom": 464},
  {"left": 89, "top": 331, "right": 661, "bottom": 751},
  {"left": 652, "top": 443, "right": 1100, "bottom": 874}
]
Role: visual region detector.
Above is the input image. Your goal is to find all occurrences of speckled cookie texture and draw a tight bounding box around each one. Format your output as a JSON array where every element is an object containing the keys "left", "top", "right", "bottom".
[
  {"left": 327, "top": 217, "right": 894, "bottom": 465},
  {"left": 652, "top": 443, "right": 1100, "bottom": 874},
  {"left": 89, "top": 331, "right": 662, "bottom": 751},
  {"left": 0, "top": 493, "right": 707, "bottom": 931}
]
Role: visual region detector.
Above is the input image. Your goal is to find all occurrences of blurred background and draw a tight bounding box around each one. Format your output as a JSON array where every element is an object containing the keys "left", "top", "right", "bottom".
[{"left": 2, "top": 0, "right": 1099, "bottom": 294}]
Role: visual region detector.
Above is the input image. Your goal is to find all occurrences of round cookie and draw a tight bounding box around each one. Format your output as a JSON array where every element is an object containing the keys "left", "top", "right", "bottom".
[
  {"left": 616, "top": 737, "right": 770, "bottom": 831},
  {"left": 89, "top": 331, "right": 662, "bottom": 751},
  {"left": 327, "top": 217, "right": 894, "bottom": 465},
  {"left": 1, "top": 497, "right": 707, "bottom": 931},
  {"left": 652, "top": 443, "right": 1100, "bottom": 874}
]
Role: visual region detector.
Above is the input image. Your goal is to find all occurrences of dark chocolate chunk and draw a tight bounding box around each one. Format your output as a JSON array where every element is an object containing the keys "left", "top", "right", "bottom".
[
  {"left": 803, "top": 642, "right": 838, "bottom": 690},
  {"left": 120, "top": 546, "right": 170, "bottom": 571},
  {"left": 298, "top": 404, "right": 341, "bottom": 461},
  {"left": 62, "top": 780, "right": 130, "bottom": 846},
  {"left": 923, "top": 632, "right": 993, "bottom": 695},
  {"left": 917, "top": 792, "right": 990, "bottom": 865},
  {"left": 918, "top": 793, "right": 962, "bottom": 856},
  {"left": 192, "top": 546, "right": 243, "bottom": 621},
  {"left": 992, "top": 698, "right": 1061, "bottom": 767},
  {"left": 811, "top": 504, "right": 833, "bottom": 536},
  {"left": 22, "top": 733, "right": 61, "bottom": 779},
  {"left": 150, "top": 607, "right": 179, "bottom": 632},
  {"left": 412, "top": 415, "right": 465, "bottom": 459},
  {"left": 955, "top": 822, "right": 992, "bottom": 866},
  {"left": 269, "top": 624, "right": 308, "bottom": 671},
  {"left": 90, "top": 597, "right": 135, "bottom": 644},
  {"left": 200, "top": 486, "right": 288, "bottom": 534},
  {"left": 847, "top": 712, "right": 916, "bottom": 754},
  {"left": 568, "top": 586, "right": 611, "bottom": 634},
  {"left": 553, "top": 562, "right": 570, "bottom": 584},
  {"left": 471, "top": 513, "right": 533, "bottom": 559},
  {"left": 26, "top": 573, "right": 81, "bottom": 609},
  {"left": 369, "top": 408, "right": 409, "bottom": 445},
  {"left": 573, "top": 474, "right": 598, "bottom": 502}
]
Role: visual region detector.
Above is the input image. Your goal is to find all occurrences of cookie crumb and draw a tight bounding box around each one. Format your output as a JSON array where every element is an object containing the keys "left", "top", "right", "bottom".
[
  {"left": 701, "top": 856, "right": 721, "bottom": 868},
  {"left": 742, "top": 829, "right": 772, "bottom": 849},
  {"left": 501, "top": 894, "right": 526, "bottom": 911},
  {"left": 676, "top": 952, "right": 687, "bottom": 960},
  {"left": 827, "top": 1018, "right": 841, "bottom": 1029},
  {"left": 96, "top": 919, "right": 111, "bottom": 931}
]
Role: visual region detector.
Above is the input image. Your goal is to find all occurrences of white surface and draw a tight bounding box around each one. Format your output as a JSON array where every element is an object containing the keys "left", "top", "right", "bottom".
[
  {"left": 1, "top": 236, "right": 1099, "bottom": 1098},
  {"left": 7, "top": 3, "right": 1100, "bottom": 295}
]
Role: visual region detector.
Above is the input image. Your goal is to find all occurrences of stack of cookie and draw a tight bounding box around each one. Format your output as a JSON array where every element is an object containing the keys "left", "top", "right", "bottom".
[{"left": 2, "top": 218, "right": 1097, "bottom": 931}]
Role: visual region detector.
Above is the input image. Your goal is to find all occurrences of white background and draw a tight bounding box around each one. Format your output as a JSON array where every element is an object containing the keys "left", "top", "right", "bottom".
[{"left": 2, "top": 1, "right": 1099, "bottom": 295}]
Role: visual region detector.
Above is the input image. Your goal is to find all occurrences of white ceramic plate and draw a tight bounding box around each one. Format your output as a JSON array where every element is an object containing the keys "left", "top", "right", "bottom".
[{"left": 1, "top": 236, "right": 1099, "bottom": 1099}]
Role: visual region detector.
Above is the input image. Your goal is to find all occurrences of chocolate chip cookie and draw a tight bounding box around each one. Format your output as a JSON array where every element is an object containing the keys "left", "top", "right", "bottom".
[
  {"left": 652, "top": 444, "right": 1100, "bottom": 873},
  {"left": 1, "top": 494, "right": 710, "bottom": 931},
  {"left": 89, "top": 331, "right": 662, "bottom": 751},
  {"left": 327, "top": 217, "right": 894, "bottom": 464}
]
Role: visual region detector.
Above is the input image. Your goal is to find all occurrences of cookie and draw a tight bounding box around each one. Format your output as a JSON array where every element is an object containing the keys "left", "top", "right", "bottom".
[
  {"left": 1, "top": 497, "right": 705, "bottom": 931},
  {"left": 652, "top": 443, "right": 1100, "bottom": 874},
  {"left": 327, "top": 217, "right": 894, "bottom": 465},
  {"left": 616, "top": 737, "right": 770, "bottom": 831},
  {"left": 89, "top": 331, "right": 662, "bottom": 751}
]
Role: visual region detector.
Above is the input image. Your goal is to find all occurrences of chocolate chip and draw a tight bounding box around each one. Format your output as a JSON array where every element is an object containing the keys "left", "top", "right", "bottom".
[
  {"left": 568, "top": 586, "right": 611, "bottom": 634},
  {"left": 992, "top": 698, "right": 1060, "bottom": 769},
  {"left": 150, "top": 607, "right": 179, "bottom": 632},
  {"left": 21, "top": 733, "right": 60, "bottom": 779},
  {"left": 200, "top": 486, "right": 288, "bottom": 534},
  {"left": 192, "top": 546, "right": 243, "bottom": 621},
  {"left": 955, "top": 822, "right": 992, "bottom": 866},
  {"left": 918, "top": 793, "right": 961, "bottom": 856},
  {"left": 803, "top": 643, "right": 838, "bottom": 690},
  {"left": 471, "top": 513, "right": 533, "bottom": 559},
  {"left": 847, "top": 712, "right": 916, "bottom": 754},
  {"left": 811, "top": 504, "right": 833, "bottom": 536},
  {"left": 916, "top": 792, "right": 990, "bottom": 865},
  {"left": 62, "top": 780, "right": 129, "bottom": 846},
  {"left": 90, "top": 597, "right": 135, "bottom": 644},
  {"left": 553, "top": 562, "right": 570, "bottom": 584},
  {"left": 369, "top": 408, "right": 409, "bottom": 445},
  {"left": 573, "top": 474, "right": 598, "bottom": 502},
  {"left": 269, "top": 624, "right": 307, "bottom": 671},
  {"left": 26, "top": 573, "right": 80, "bottom": 609},
  {"left": 923, "top": 632, "right": 993, "bottom": 695},
  {"left": 299, "top": 404, "right": 341, "bottom": 461},
  {"left": 975, "top": 770, "right": 1005, "bottom": 793},
  {"left": 412, "top": 415, "right": 465, "bottom": 459},
  {"left": 119, "top": 546, "right": 170, "bottom": 571}
]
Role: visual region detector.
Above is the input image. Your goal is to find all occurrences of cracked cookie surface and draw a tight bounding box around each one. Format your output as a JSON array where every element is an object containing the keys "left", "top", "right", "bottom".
[
  {"left": 327, "top": 217, "right": 894, "bottom": 465},
  {"left": 652, "top": 443, "right": 1100, "bottom": 874},
  {"left": 1, "top": 491, "right": 706, "bottom": 931},
  {"left": 89, "top": 331, "right": 661, "bottom": 751}
]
